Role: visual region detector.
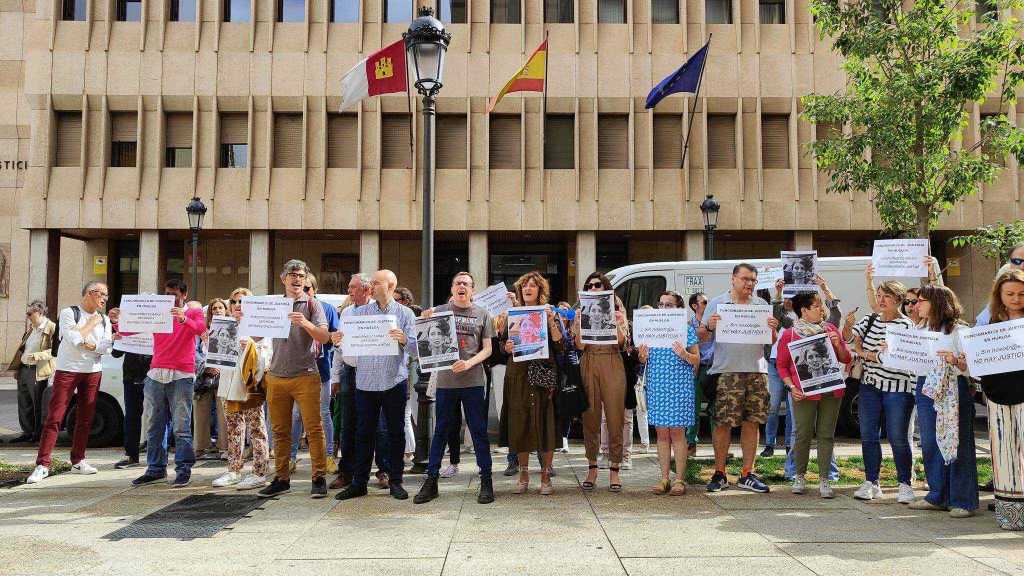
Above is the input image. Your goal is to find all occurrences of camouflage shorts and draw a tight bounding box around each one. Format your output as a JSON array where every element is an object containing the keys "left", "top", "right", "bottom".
[{"left": 713, "top": 373, "right": 769, "bottom": 428}]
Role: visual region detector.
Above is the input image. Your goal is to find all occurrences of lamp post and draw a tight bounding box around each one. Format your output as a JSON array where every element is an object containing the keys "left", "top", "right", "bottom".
[
  {"left": 185, "top": 196, "right": 207, "bottom": 298},
  {"left": 699, "top": 194, "right": 720, "bottom": 260},
  {"left": 405, "top": 7, "right": 450, "bottom": 475}
]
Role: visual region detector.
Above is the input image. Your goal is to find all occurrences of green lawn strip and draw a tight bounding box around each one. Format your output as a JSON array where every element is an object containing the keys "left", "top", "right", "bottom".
[
  {"left": 0, "top": 459, "right": 71, "bottom": 483},
  {"left": 682, "top": 456, "right": 992, "bottom": 487}
]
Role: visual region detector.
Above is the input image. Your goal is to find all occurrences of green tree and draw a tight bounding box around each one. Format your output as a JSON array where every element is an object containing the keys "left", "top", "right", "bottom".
[
  {"left": 802, "top": 0, "right": 1024, "bottom": 239},
  {"left": 950, "top": 220, "right": 1024, "bottom": 261}
]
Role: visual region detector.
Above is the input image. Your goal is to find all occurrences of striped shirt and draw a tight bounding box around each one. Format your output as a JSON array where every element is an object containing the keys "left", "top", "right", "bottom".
[
  {"left": 349, "top": 299, "right": 417, "bottom": 392},
  {"left": 853, "top": 313, "right": 915, "bottom": 394}
]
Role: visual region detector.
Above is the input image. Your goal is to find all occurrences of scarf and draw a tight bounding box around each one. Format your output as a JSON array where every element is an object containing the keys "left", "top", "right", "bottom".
[
  {"left": 923, "top": 361, "right": 959, "bottom": 464},
  {"left": 793, "top": 318, "right": 826, "bottom": 338}
]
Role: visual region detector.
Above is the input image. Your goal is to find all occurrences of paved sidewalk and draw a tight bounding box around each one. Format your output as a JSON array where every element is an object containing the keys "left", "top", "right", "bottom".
[{"left": 0, "top": 446, "right": 1019, "bottom": 576}]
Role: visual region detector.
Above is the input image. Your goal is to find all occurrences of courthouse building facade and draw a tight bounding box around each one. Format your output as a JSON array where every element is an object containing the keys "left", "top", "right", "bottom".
[{"left": 0, "top": 0, "right": 1020, "bottom": 355}]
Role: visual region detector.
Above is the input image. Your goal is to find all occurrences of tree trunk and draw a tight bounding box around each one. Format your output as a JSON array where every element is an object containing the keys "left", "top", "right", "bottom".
[{"left": 914, "top": 204, "right": 931, "bottom": 239}]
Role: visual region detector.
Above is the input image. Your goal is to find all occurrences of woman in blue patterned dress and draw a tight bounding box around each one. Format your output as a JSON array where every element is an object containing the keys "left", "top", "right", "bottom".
[{"left": 638, "top": 291, "right": 700, "bottom": 496}]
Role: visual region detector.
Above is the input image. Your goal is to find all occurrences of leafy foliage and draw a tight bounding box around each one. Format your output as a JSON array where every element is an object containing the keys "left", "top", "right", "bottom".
[{"left": 950, "top": 220, "right": 1024, "bottom": 260}]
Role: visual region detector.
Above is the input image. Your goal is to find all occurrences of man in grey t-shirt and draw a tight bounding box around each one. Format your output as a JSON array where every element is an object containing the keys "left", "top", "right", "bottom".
[{"left": 414, "top": 271, "right": 496, "bottom": 505}]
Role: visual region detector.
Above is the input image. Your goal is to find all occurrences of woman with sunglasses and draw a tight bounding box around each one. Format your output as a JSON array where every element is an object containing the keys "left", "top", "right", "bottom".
[
  {"left": 975, "top": 243, "right": 1024, "bottom": 326},
  {"left": 637, "top": 292, "right": 700, "bottom": 495},
  {"left": 575, "top": 272, "right": 630, "bottom": 493},
  {"left": 195, "top": 298, "right": 229, "bottom": 460}
]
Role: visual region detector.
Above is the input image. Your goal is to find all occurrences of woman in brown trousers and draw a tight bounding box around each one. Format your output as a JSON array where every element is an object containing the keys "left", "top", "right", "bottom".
[{"left": 575, "top": 272, "right": 630, "bottom": 492}]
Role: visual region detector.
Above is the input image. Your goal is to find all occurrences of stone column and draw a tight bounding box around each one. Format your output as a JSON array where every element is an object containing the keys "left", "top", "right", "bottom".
[
  {"left": 469, "top": 231, "right": 488, "bottom": 287},
  {"left": 576, "top": 231, "right": 596, "bottom": 290},
  {"left": 360, "top": 230, "right": 380, "bottom": 273},
  {"left": 684, "top": 230, "right": 705, "bottom": 261},
  {"left": 793, "top": 231, "right": 814, "bottom": 251},
  {"left": 138, "top": 231, "right": 161, "bottom": 294},
  {"left": 28, "top": 229, "right": 60, "bottom": 317},
  {"left": 249, "top": 230, "right": 270, "bottom": 295}
]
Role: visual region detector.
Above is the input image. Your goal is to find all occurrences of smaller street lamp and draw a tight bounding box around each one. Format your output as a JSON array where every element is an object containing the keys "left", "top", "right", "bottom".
[
  {"left": 185, "top": 196, "right": 207, "bottom": 297},
  {"left": 699, "top": 194, "right": 720, "bottom": 260}
]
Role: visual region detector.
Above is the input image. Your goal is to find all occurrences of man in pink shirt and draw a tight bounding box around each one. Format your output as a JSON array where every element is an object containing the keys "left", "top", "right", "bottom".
[{"left": 129, "top": 279, "right": 206, "bottom": 488}]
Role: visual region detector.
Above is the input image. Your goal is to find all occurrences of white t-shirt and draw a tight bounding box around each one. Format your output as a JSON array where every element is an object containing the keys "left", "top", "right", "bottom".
[{"left": 55, "top": 306, "right": 113, "bottom": 374}]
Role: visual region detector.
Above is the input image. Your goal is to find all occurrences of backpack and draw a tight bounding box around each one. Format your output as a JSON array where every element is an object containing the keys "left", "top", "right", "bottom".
[{"left": 51, "top": 306, "right": 108, "bottom": 358}]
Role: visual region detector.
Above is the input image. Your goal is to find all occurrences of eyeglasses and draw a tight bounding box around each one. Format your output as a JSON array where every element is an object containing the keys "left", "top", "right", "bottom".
[
  {"left": 90, "top": 290, "right": 109, "bottom": 298},
  {"left": 303, "top": 286, "right": 312, "bottom": 293},
  {"left": 286, "top": 272, "right": 307, "bottom": 279},
  {"left": 1011, "top": 257, "right": 1024, "bottom": 266},
  {"left": 737, "top": 277, "right": 757, "bottom": 284},
  {"left": 657, "top": 303, "right": 677, "bottom": 309},
  {"left": 585, "top": 282, "right": 604, "bottom": 290},
  {"left": 229, "top": 299, "right": 241, "bottom": 305},
  {"left": 905, "top": 299, "right": 918, "bottom": 306}
]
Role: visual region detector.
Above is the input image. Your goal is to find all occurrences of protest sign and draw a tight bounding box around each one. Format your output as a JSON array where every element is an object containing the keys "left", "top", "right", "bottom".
[
  {"left": 205, "top": 316, "right": 243, "bottom": 369},
  {"left": 508, "top": 306, "right": 549, "bottom": 362},
  {"left": 113, "top": 332, "right": 153, "bottom": 356},
  {"left": 788, "top": 333, "right": 846, "bottom": 396},
  {"left": 579, "top": 290, "right": 617, "bottom": 345},
  {"left": 716, "top": 303, "right": 773, "bottom": 345},
  {"left": 782, "top": 251, "right": 818, "bottom": 297},
  {"left": 883, "top": 326, "right": 945, "bottom": 376},
  {"left": 633, "top": 308, "right": 688, "bottom": 349},
  {"left": 238, "top": 296, "right": 293, "bottom": 339},
  {"left": 340, "top": 315, "right": 399, "bottom": 357},
  {"left": 756, "top": 266, "right": 784, "bottom": 292},
  {"left": 416, "top": 312, "right": 460, "bottom": 372},
  {"left": 474, "top": 283, "right": 511, "bottom": 318},
  {"left": 118, "top": 294, "right": 175, "bottom": 334},
  {"left": 872, "top": 239, "right": 929, "bottom": 278},
  {"left": 961, "top": 317, "right": 1024, "bottom": 378}
]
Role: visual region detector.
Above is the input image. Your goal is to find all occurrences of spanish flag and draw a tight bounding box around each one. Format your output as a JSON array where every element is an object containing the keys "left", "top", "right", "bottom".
[{"left": 487, "top": 38, "right": 548, "bottom": 113}]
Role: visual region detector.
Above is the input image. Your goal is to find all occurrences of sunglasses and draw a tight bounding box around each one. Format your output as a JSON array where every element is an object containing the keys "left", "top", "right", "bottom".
[
  {"left": 303, "top": 286, "right": 312, "bottom": 293},
  {"left": 1012, "top": 257, "right": 1024, "bottom": 266},
  {"left": 585, "top": 282, "right": 604, "bottom": 290},
  {"left": 229, "top": 299, "right": 241, "bottom": 305},
  {"left": 905, "top": 299, "right": 919, "bottom": 306}
]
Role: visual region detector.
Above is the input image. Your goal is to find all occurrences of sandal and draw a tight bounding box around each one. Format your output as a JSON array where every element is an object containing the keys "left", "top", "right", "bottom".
[
  {"left": 514, "top": 469, "right": 529, "bottom": 494},
  {"left": 609, "top": 467, "right": 622, "bottom": 493},
  {"left": 651, "top": 479, "right": 671, "bottom": 495},
  {"left": 670, "top": 480, "right": 686, "bottom": 496},
  {"left": 582, "top": 464, "right": 597, "bottom": 491}
]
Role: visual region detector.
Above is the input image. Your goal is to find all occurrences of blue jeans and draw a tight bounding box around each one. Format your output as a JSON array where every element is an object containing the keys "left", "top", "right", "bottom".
[
  {"left": 915, "top": 376, "right": 979, "bottom": 511},
  {"left": 290, "top": 378, "right": 335, "bottom": 458},
  {"left": 428, "top": 386, "right": 492, "bottom": 478},
  {"left": 859, "top": 384, "right": 915, "bottom": 484},
  {"left": 352, "top": 382, "right": 408, "bottom": 488},
  {"left": 143, "top": 377, "right": 195, "bottom": 477},
  {"left": 784, "top": 394, "right": 840, "bottom": 481},
  {"left": 765, "top": 360, "right": 793, "bottom": 447}
]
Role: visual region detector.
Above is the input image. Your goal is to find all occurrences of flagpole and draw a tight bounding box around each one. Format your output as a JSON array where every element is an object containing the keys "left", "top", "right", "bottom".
[
  {"left": 541, "top": 29, "right": 549, "bottom": 200},
  {"left": 680, "top": 35, "right": 711, "bottom": 169}
]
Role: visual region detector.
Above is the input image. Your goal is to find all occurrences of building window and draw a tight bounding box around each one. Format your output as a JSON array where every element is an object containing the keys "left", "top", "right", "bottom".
[
  {"left": 761, "top": 114, "right": 790, "bottom": 169},
  {"left": 170, "top": 0, "right": 196, "bottom": 21},
  {"left": 327, "top": 113, "right": 358, "bottom": 168},
  {"left": 489, "top": 115, "right": 521, "bottom": 169},
  {"left": 440, "top": 0, "right": 467, "bottom": 23},
  {"left": 330, "top": 0, "right": 358, "bottom": 21},
  {"left": 224, "top": 0, "right": 250, "bottom": 22},
  {"left": 381, "top": 114, "right": 411, "bottom": 168},
  {"left": 652, "top": 0, "right": 678, "bottom": 23},
  {"left": 706, "top": 0, "right": 731, "bottom": 23},
  {"left": 598, "top": 114, "right": 628, "bottom": 169},
  {"left": 277, "top": 0, "right": 304, "bottom": 22},
  {"left": 759, "top": 0, "right": 784, "bottom": 23},
  {"left": 220, "top": 113, "right": 248, "bottom": 168},
  {"left": 545, "top": 114, "right": 575, "bottom": 169},
  {"left": 599, "top": 0, "right": 626, "bottom": 23},
  {"left": 116, "top": 0, "right": 142, "bottom": 21},
  {"left": 384, "top": 0, "right": 412, "bottom": 21},
  {"left": 977, "top": 0, "right": 998, "bottom": 20},
  {"left": 653, "top": 114, "right": 682, "bottom": 168},
  {"left": 273, "top": 113, "right": 303, "bottom": 168},
  {"left": 980, "top": 113, "right": 1004, "bottom": 166},
  {"left": 165, "top": 112, "right": 193, "bottom": 168},
  {"left": 110, "top": 112, "right": 138, "bottom": 168},
  {"left": 707, "top": 114, "right": 736, "bottom": 169},
  {"left": 544, "top": 0, "right": 573, "bottom": 22},
  {"left": 491, "top": 0, "right": 521, "bottom": 23},
  {"left": 55, "top": 111, "right": 82, "bottom": 167},
  {"left": 436, "top": 115, "right": 467, "bottom": 169},
  {"left": 61, "top": 0, "right": 86, "bottom": 20}
]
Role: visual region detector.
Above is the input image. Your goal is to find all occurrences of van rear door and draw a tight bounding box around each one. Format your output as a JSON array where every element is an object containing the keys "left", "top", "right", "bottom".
[{"left": 612, "top": 273, "right": 670, "bottom": 316}]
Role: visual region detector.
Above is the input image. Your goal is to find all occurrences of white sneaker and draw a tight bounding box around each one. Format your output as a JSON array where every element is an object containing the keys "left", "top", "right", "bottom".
[
  {"left": 71, "top": 461, "right": 98, "bottom": 475},
  {"left": 854, "top": 481, "right": 883, "bottom": 501},
  {"left": 440, "top": 464, "right": 458, "bottom": 478},
  {"left": 236, "top": 474, "right": 267, "bottom": 490},
  {"left": 820, "top": 481, "right": 835, "bottom": 499},
  {"left": 620, "top": 456, "right": 632, "bottom": 470},
  {"left": 598, "top": 454, "right": 610, "bottom": 469},
  {"left": 26, "top": 465, "right": 49, "bottom": 484},
  {"left": 897, "top": 483, "right": 916, "bottom": 504},
  {"left": 212, "top": 471, "right": 243, "bottom": 487},
  {"left": 638, "top": 444, "right": 650, "bottom": 454},
  {"left": 791, "top": 475, "right": 806, "bottom": 494}
]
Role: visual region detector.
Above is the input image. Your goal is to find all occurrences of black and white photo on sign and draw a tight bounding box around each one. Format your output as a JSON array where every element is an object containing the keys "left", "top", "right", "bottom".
[
  {"left": 781, "top": 250, "right": 818, "bottom": 297},
  {"left": 415, "top": 311, "right": 460, "bottom": 373},
  {"left": 578, "top": 290, "right": 617, "bottom": 344},
  {"left": 787, "top": 332, "right": 845, "bottom": 396},
  {"left": 205, "top": 316, "right": 243, "bottom": 368}
]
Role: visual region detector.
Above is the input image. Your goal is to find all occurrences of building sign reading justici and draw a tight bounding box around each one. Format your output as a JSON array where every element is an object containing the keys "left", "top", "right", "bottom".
[{"left": 0, "top": 160, "right": 28, "bottom": 171}]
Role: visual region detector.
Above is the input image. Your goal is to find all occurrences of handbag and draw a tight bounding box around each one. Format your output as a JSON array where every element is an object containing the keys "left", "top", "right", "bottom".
[
  {"left": 848, "top": 313, "right": 879, "bottom": 381},
  {"left": 556, "top": 362, "right": 589, "bottom": 418},
  {"left": 528, "top": 361, "right": 558, "bottom": 390},
  {"left": 634, "top": 370, "right": 648, "bottom": 415},
  {"left": 194, "top": 367, "right": 219, "bottom": 395}
]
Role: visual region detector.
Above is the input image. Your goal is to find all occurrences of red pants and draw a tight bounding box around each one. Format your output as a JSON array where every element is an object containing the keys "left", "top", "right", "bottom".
[{"left": 36, "top": 370, "right": 102, "bottom": 468}]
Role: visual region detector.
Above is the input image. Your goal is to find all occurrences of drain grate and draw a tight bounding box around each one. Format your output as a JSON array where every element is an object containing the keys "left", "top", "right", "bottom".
[{"left": 104, "top": 493, "right": 266, "bottom": 540}]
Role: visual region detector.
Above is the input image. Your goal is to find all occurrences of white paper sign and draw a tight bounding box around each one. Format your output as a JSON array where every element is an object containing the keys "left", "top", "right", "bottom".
[
  {"left": 872, "top": 239, "right": 929, "bottom": 278},
  {"left": 883, "top": 326, "right": 944, "bottom": 376},
  {"left": 340, "top": 314, "right": 399, "bottom": 357},
  {"left": 118, "top": 294, "right": 175, "bottom": 334},
  {"left": 633, "top": 308, "right": 689, "bottom": 349},
  {"left": 782, "top": 251, "right": 818, "bottom": 298},
  {"left": 756, "top": 266, "right": 784, "bottom": 292},
  {"left": 239, "top": 296, "right": 293, "bottom": 339},
  {"left": 416, "top": 312, "right": 460, "bottom": 373},
  {"left": 787, "top": 332, "right": 846, "bottom": 396},
  {"left": 113, "top": 332, "right": 153, "bottom": 356},
  {"left": 508, "top": 306, "right": 550, "bottom": 362},
  {"left": 205, "top": 316, "right": 243, "bottom": 369},
  {"left": 579, "top": 290, "right": 618, "bottom": 345},
  {"left": 716, "top": 303, "right": 773, "bottom": 345},
  {"left": 961, "top": 317, "right": 1024, "bottom": 378},
  {"left": 474, "top": 283, "right": 511, "bottom": 319}
]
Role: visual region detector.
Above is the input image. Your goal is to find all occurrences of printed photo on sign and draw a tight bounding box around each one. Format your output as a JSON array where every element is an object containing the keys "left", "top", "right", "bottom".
[
  {"left": 961, "top": 317, "right": 1024, "bottom": 378},
  {"left": 788, "top": 333, "right": 845, "bottom": 396},
  {"left": 118, "top": 294, "right": 176, "bottom": 334},
  {"left": 205, "top": 316, "right": 243, "bottom": 369},
  {"left": 633, "top": 308, "right": 688, "bottom": 349},
  {"left": 508, "top": 306, "right": 549, "bottom": 362},
  {"left": 872, "top": 239, "right": 929, "bottom": 278},
  {"left": 782, "top": 250, "right": 818, "bottom": 297},
  {"left": 113, "top": 332, "right": 153, "bottom": 356},
  {"left": 578, "top": 290, "right": 617, "bottom": 345},
  {"left": 239, "top": 296, "right": 293, "bottom": 339},
  {"left": 883, "top": 325, "right": 946, "bottom": 376},
  {"left": 716, "top": 303, "right": 773, "bottom": 345},
  {"left": 474, "top": 283, "right": 512, "bottom": 319},
  {"left": 340, "top": 314, "right": 399, "bottom": 357},
  {"left": 416, "top": 312, "right": 460, "bottom": 373}
]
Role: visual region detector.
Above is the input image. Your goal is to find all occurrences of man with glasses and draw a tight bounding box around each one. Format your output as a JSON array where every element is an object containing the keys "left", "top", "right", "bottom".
[
  {"left": 27, "top": 281, "right": 113, "bottom": 483},
  {"left": 701, "top": 264, "right": 780, "bottom": 494}
]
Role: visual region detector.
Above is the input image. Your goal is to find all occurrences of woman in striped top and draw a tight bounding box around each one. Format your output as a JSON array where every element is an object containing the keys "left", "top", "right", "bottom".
[{"left": 849, "top": 280, "right": 917, "bottom": 503}]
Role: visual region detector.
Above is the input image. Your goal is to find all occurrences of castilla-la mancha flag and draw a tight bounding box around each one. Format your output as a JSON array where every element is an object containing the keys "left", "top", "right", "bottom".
[{"left": 340, "top": 39, "right": 408, "bottom": 111}]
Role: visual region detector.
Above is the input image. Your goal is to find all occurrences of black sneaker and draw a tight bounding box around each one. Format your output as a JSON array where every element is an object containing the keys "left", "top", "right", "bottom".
[
  {"left": 115, "top": 457, "right": 140, "bottom": 470},
  {"left": 502, "top": 462, "right": 519, "bottom": 477},
  {"left": 759, "top": 446, "right": 775, "bottom": 458},
  {"left": 477, "top": 477, "right": 495, "bottom": 504},
  {"left": 414, "top": 476, "right": 439, "bottom": 504},
  {"left": 311, "top": 476, "right": 327, "bottom": 499},
  {"left": 170, "top": 471, "right": 192, "bottom": 488},
  {"left": 335, "top": 484, "right": 368, "bottom": 501},
  {"left": 257, "top": 477, "right": 291, "bottom": 498},
  {"left": 389, "top": 483, "right": 409, "bottom": 500},
  {"left": 736, "top": 473, "right": 770, "bottom": 493},
  {"left": 132, "top": 472, "right": 166, "bottom": 486},
  {"left": 706, "top": 471, "right": 728, "bottom": 492},
  {"left": 407, "top": 462, "right": 428, "bottom": 475}
]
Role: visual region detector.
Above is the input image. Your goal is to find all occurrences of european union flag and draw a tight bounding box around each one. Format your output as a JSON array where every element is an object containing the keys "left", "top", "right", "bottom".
[{"left": 645, "top": 40, "right": 710, "bottom": 109}]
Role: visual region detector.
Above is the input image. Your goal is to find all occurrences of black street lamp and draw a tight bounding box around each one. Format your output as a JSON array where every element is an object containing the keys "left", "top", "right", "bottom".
[
  {"left": 404, "top": 7, "right": 450, "bottom": 476},
  {"left": 699, "top": 194, "right": 720, "bottom": 260},
  {"left": 185, "top": 196, "right": 207, "bottom": 297}
]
